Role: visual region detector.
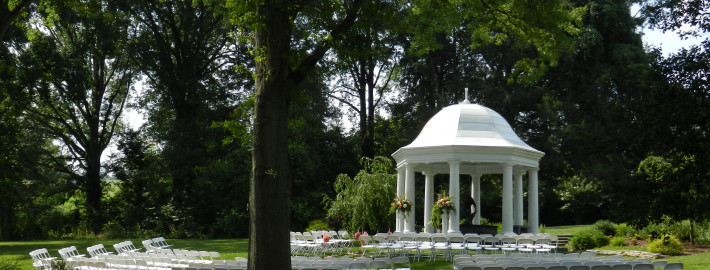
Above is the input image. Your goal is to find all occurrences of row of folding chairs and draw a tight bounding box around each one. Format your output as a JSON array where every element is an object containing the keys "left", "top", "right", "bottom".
[
  {"left": 142, "top": 237, "right": 173, "bottom": 252},
  {"left": 357, "top": 233, "right": 556, "bottom": 262},
  {"left": 114, "top": 241, "right": 142, "bottom": 254},
  {"left": 58, "top": 246, "right": 86, "bottom": 260},
  {"left": 29, "top": 248, "right": 58, "bottom": 270},
  {"left": 87, "top": 244, "right": 115, "bottom": 257},
  {"left": 291, "top": 256, "right": 410, "bottom": 270},
  {"left": 291, "top": 232, "right": 354, "bottom": 256}
]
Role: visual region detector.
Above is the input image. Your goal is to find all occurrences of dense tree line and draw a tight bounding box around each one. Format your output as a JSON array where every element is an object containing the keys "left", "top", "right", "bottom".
[{"left": 0, "top": 1, "right": 708, "bottom": 263}]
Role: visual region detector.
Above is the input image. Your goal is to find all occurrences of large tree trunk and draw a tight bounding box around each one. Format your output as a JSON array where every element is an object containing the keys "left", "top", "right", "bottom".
[
  {"left": 85, "top": 151, "right": 103, "bottom": 234},
  {"left": 248, "top": 1, "right": 292, "bottom": 269}
]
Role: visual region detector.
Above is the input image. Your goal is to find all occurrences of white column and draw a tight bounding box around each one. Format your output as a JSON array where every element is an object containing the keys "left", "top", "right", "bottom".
[
  {"left": 448, "top": 161, "right": 461, "bottom": 233},
  {"left": 396, "top": 166, "right": 405, "bottom": 232},
  {"left": 528, "top": 168, "right": 540, "bottom": 234},
  {"left": 471, "top": 173, "right": 481, "bottom": 225},
  {"left": 423, "top": 171, "right": 435, "bottom": 233},
  {"left": 404, "top": 163, "right": 416, "bottom": 233},
  {"left": 502, "top": 163, "right": 514, "bottom": 234},
  {"left": 514, "top": 170, "right": 524, "bottom": 227}
]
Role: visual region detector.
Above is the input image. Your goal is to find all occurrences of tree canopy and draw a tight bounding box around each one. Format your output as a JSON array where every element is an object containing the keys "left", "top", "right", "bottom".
[{"left": 1, "top": 3, "right": 709, "bottom": 270}]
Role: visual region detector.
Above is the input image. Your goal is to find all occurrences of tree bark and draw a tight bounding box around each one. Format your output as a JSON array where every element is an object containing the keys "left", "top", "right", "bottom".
[
  {"left": 248, "top": 1, "right": 293, "bottom": 269},
  {"left": 248, "top": 1, "right": 364, "bottom": 268}
]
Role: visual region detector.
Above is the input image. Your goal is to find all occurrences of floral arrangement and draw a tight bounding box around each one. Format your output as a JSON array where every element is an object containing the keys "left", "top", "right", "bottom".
[
  {"left": 429, "top": 191, "right": 456, "bottom": 229},
  {"left": 434, "top": 195, "right": 455, "bottom": 214},
  {"left": 392, "top": 197, "right": 413, "bottom": 214}
]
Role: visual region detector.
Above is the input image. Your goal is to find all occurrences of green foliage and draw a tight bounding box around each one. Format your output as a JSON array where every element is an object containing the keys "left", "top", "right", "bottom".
[
  {"left": 647, "top": 234, "right": 685, "bottom": 255},
  {"left": 429, "top": 191, "right": 455, "bottom": 230},
  {"left": 615, "top": 223, "right": 634, "bottom": 237},
  {"left": 636, "top": 153, "right": 710, "bottom": 233},
  {"left": 408, "top": 0, "right": 585, "bottom": 84},
  {"left": 50, "top": 260, "right": 71, "bottom": 270},
  {"left": 304, "top": 220, "right": 332, "bottom": 232},
  {"left": 0, "top": 259, "right": 20, "bottom": 270},
  {"left": 554, "top": 174, "right": 606, "bottom": 224},
  {"left": 479, "top": 218, "right": 503, "bottom": 235},
  {"left": 593, "top": 220, "right": 618, "bottom": 236},
  {"left": 568, "top": 228, "right": 609, "bottom": 251},
  {"left": 325, "top": 156, "right": 396, "bottom": 233},
  {"left": 610, "top": 236, "right": 627, "bottom": 247},
  {"left": 638, "top": 217, "right": 699, "bottom": 243}
]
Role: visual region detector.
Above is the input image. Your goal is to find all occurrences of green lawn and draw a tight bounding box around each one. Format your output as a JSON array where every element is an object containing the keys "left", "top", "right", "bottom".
[
  {"left": 2, "top": 236, "right": 708, "bottom": 270},
  {"left": 540, "top": 224, "right": 592, "bottom": 235}
]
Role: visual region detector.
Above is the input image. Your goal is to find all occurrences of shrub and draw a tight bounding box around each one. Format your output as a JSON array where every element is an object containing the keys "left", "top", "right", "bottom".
[
  {"left": 593, "top": 220, "right": 618, "bottom": 236},
  {"left": 569, "top": 228, "right": 609, "bottom": 250},
  {"left": 638, "top": 222, "right": 663, "bottom": 240},
  {"left": 0, "top": 260, "right": 20, "bottom": 270},
  {"left": 667, "top": 220, "right": 694, "bottom": 242},
  {"left": 647, "top": 234, "right": 685, "bottom": 255},
  {"left": 610, "top": 236, "right": 627, "bottom": 247},
  {"left": 305, "top": 219, "right": 332, "bottom": 232},
  {"left": 615, "top": 223, "right": 634, "bottom": 237}
]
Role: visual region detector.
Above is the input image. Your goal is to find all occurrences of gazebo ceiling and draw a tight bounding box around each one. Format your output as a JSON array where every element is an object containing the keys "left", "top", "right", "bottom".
[{"left": 392, "top": 103, "right": 544, "bottom": 171}]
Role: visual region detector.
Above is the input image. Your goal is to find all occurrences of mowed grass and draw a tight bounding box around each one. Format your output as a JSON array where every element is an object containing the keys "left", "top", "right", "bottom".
[
  {"left": 2, "top": 234, "right": 709, "bottom": 270},
  {"left": 541, "top": 224, "right": 592, "bottom": 235}
]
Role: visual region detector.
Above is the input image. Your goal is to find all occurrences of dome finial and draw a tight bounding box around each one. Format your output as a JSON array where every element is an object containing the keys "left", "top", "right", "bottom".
[{"left": 461, "top": 87, "right": 471, "bottom": 104}]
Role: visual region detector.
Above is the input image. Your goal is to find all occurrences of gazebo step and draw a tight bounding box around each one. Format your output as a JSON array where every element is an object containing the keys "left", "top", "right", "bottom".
[{"left": 556, "top": 234, "right": 574, "bottom": 247}]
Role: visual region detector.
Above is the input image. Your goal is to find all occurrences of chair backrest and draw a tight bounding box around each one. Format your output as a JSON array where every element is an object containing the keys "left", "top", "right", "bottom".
[
  {"left": 635, "top": 258, "right": 651, "bottom": 264},
  {"left": 580, "top": 251, "right": 597, "bottom": 258},
  {"left": 368, "top": 260, "right": 389, "bottom": 269},
  {"left": 372, "top": 235, "right": 387, "bottom": 243},
  {"left": 590, "top": 265, "right": 612, "bottom": 270},
  {"left": 663, "top": 263, "right": 683, "bottom": 270},
  {"left": 610, "top": 264, "right": 632, "bottom": 270},
  {"left": 465, "top": 235, "right": 482, "bottom": 244},
  {"left": 459, "top": 266, "right": 482, "bottom": 270},
  {"left": 525, "top": 267, "right": 545, "bottom": 270},
  {"left": 415, "top": 235, "right": 431, "bottom": 243},
  {"left": 483, "top": 236, "right": 500, "bottom": 244},
  {"left": 547, "top": 266, "right": 568, "bottom": 270},
  {"left": 432, "top": 235, "right": 448, "bottom": 243},
  {"left": 517, "top": 238, "right": 534, "bottom": 245},
  {"left": 651, "top": 261, "right": 667, "bottom": 268},
  {"left": 142, "top": 240, "right": 155, "bottom": 250},
  {"left": 449, "top": 236, "right": 465, "bottom": 243},
  {"left": 631, "top": 264, "right": 654, "bottom": 270},
  {"left": 500, "top": 237, "right": 516, "bottom": 245},
  {"left": 569, "top": 266, "right": 591, "bottom": 270},
  {"left": 347, "top": 262, "right": 369, "bottom": 269}
]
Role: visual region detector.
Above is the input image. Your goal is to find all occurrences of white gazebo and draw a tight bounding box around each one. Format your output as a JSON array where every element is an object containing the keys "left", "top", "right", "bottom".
[{"left": 391, "top": 92, "right": 544, "bottom": 234}]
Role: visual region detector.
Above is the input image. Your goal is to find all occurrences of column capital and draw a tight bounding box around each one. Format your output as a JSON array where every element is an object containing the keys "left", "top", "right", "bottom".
[
  {"left": 529, "top": 167, "right": 540, "bottom": 173},
  {"left": 422, "top": 171, "right": 436, "bottom": 177},
  {"left": 396, "top": 165, "right": 406, "bottom": 172},
  {"left": 448, "top": 160, "right": 461, "bottom": 166}
]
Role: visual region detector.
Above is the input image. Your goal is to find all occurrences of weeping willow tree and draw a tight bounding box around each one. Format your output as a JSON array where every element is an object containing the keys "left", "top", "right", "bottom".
[{"left": 326, "top": 156, "right": 396, "bottom": 233}]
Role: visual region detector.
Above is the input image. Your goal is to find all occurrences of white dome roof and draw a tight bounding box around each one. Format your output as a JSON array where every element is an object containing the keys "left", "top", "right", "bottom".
[
  {"left": 406, "top": 103, "right": 540, "bottom": 152},
  {"left": 392, "top": 103, "right": 543, "bottom": 171}
]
